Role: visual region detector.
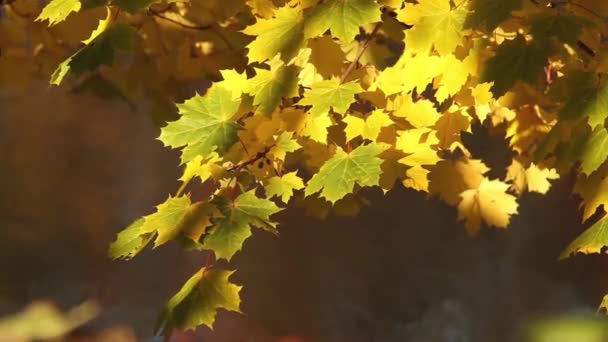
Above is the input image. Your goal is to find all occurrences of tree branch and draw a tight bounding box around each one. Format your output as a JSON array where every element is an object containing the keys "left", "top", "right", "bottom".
[{"left": 340, "top": 22, "right": 382, "bottom": 84}]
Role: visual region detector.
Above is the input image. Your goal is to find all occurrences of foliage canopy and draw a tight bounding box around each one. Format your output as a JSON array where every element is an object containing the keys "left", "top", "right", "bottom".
[{"left": 4, "top": 0, "right": 608, "bottom": 335}]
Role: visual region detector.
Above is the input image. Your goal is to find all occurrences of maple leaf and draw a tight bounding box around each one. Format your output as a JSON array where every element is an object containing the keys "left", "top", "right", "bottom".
[
  {"left": 203, "top": 191, "right": 282, "bottom": 261},
  {"left": 465, "top": 0, "right": 522, "bottom": 31},
  {"left": 265, "top": 172, "right": 305, "bottom": 203},
  {"left": 243, "top": 5, "right": 305, "bottom": 62},
  {"left": 177, "top": 202, "right": 221, "bottom": 242},
  {"left": 179, "top": 153, "right": 223, "bottom": 186},
  {"left": 560, "top": 215, "right": 608, "bottom": 259},
  {"left": 397, "top": 0, "right": 469, "bottom": 55},
  {"left": 373, "top": 53, "right": 443, "bottom": 95},
  {"left": 506, "top": 160, "right": 559, "bottom": 195},
  {"left": 458, "top": 179, "right": 519, "bottom": 235},
  {"left": 470, "top": 82, "right": 494, "bottom": 122},
  {"left": 298, "top": 79, "right": 363, "bottom": 116},
  {"left": 109, "top": 195, "right": 206, "bottom": 259},
  {"left": 51, "top": 22, "right": 137, "bottom": 85},
  {"left": 404, "top": 165, "right": 430, "bottom": 192},
  {"left": 434, "top": 108, "right": 470, "bottom": 150},
  {"left": 156, "top": 268, "right": 241, "bottom": 334},
  {"left": 159, "top": 86, "right": 241, "bottom": 164},
  {"left": 108, "top": 218, "right": 152, "bottom": 260},
  {"left": 36, "top": 0, "right": 82, "bottom": 26},
  {"left": 481, "top": 35, "right": 549, "bottom": 96},
  {"left": 579, "top": 127, "right": 608, "bottom": 176},
  {"left": 270, "top": 132, "right": 301, "bottom": 161},
  {"left": 559, "top": 75, "right": 608, "bottom": 128},
  {"left": 435, "top": 54, "right": 471, "bottom": 102},
  {"left": 389, "top": 95, "right": 441, "bottom": 128},
  {"left": 304, "top": 0, "right": 381, "bottom": 42},
  {"left": 218, "top": 70, "right": 248, "bottom": 100},
  {"left": 575, "top": 168, "right": 608, "bottom": 222},
  {"left": 244, "top": 60, "right": 300, "bottom": 115},
  {"left": 139, "top": 196, "right": 193, "bottom": 246},
  {"left": 301, "top": 111, "right": 333, "bottom": 143},
  {"left": 429, "top": 158, "right": 489, "bottom": 205},
  {"left": 306, "top": 143, "right": 385, "bottom": 203},
  {"left": 343, "top": 110, "right": 393, "bottom": 142}
]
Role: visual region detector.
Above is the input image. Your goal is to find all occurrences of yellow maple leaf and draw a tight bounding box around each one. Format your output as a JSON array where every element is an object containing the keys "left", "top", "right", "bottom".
[
  {"left": 506, "top": 159, "right": 559, "bottom": 195},
  {"left": 373, "top": 52, "right": 443, "bottom": 95},
  {"left": 470, "top": 82, "right": 494, "bottom": 122},
  {"left": 389, "top": 95, "right": 441, "bottom": 128},
  {"left": 434, "top": 107, "right": 470, "bottom": 150},
  {"left": 343, "top": 110, "right": 393, "bottom": 142},
  {"left": 301, "top": 111, "right": 333, "bottom": 143},
  {"left": 574, "top": 167, "right": 608, "bottom": 222},
  {"left": 429, "top": 158, "right": 489, "bottom": 205},
  {"left": 404, "top": 165, "right": 430, "bottom": 192},
  {"left": 265, "top": 171, "right": 305, "bottom": 203},
  {"left": 397, "top": 0, "right": 469, "bottom": 55},
  {"left": 458, "top": 179, "right": 519, "bottom": 235},
  {"left": 242, "top": 5, "right": 305, "bottom": 62},
  {"left": 435, "top": 54, "right": 471, "bottom": 102}
]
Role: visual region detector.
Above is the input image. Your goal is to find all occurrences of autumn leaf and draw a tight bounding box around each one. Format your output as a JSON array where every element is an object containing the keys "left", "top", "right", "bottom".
[
  {"left": 244, "top": 60, "right": 300, "bottom": 115},
  {"left": 156, "top": 268, "right": 241, "bottom": 334},
  {"left": 298, "top": 79, "right": 363, "bottom": 116},
  {"left": 265, "top": 172, "right": 305, "bottom": 203},
  {"left": 397, "top": 0, "right": 469, "bottom": 55},
  {"left": 159, "top": 86, "right": 241, "bottom": 163},
  {"left": 560, "top": 215, "right": 608, "bottom": 259},
  {"left": 343, "top": 110, "right": 393, "bottom": 142},
  {"left": 481, "top": 35, "right": 549, "bottom": 96},
  {"left": 203, "top": 191, "right": 282, "bottom": 260},
  {"left": 304, "top": 0, "right": 381, "bottom": 42},
  {"left": 306, "top": 143, "right": 385, "bottom": 203},
  {"left": 243, "top": 5, "right": 305, "bottom": 62},
  {"left": 458, "top": 179, "right": 519, "bottom": 235}
]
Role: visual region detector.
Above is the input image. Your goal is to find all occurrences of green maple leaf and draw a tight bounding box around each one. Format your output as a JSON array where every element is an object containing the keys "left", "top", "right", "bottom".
[
  {"left": 481, "top": 35, "right": 549, "bottom": 96},
  {"left": 298, "top": 79, "right": 363, "bottom": 116},
  {"left": 108, "top": 218, "right": 153, "bottom": 259},
  {"left": 243, "top": 6, "right": 305, "bottom": 63},
  {"left": 108, "top": 196, "right": 191, "bottom": 259},
  {"left": 270, "top": 132, "right": 301, "bottom": 160},
  {"left": 465, "top": 0, "right": 522, "bottom": 31},
  {"left": 304, "top": 0, "right": 381, "bottom": 42},
  {"left": 36, "top": 0, "right": 82, "bottom": 26},
  {"left": 397, "top": 0, "right": 469, "bottom": 55},
  {"left": 159, "top": 86, "right": 241, "bottom": 163},
  {"left": 109, "top": 196, "right": 222, "bottom": 258},
  {"left": 244, "top": 62, "right": 299, "bottom": 115},
  {"left": 137, "top": 196, "right": 192, "bottom": 247},
  {"left": 579, "top": 127, "right": 608, "bottom": 176},
  {"left": 530, "top": 14, "right": 594, "bottom": 45},
  {"left": 559, "top": 73, "right": 608, "bottom": 128},
  {"left": 306, "top": 143, "right": 385, "bottom": 203},
  {"left": 156, "top": 268, "right": 241, "bottom": 334},
  {"left": 560, "top": 215, "right": 608, "bottom": 259},
  {"left": 203, "top": 191, "right": 282, "bottom": 261},
  {"left": 51, "top": 22, "right": 137, "bottom": 85},
  {"left": 265, "top": 172, "right": 305, "bottom": 203}
]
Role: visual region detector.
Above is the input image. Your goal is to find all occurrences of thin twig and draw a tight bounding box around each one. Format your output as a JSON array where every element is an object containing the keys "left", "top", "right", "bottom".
[
  {"left": 570, "top": 1, "right": 606, "bottom": 21},
  {"left": 226, "top": 145, "right": 275, "bottom": 172},
  {"left": 147, "top": 7, "right": 213, "bottom": 30},
  {"left": 340, "top": 22, "right": 382, "bottom": 84}
]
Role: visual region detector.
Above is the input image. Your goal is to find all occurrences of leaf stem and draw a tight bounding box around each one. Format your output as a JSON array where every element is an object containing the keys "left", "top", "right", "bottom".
[{"left": 339, "top": 22, "right": 382, "bottom": 84}]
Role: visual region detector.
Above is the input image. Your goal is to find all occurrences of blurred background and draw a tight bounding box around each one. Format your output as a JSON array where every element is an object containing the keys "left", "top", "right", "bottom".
[{"left": 2, "top": 78, "right": 608, "bottom": 342}]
